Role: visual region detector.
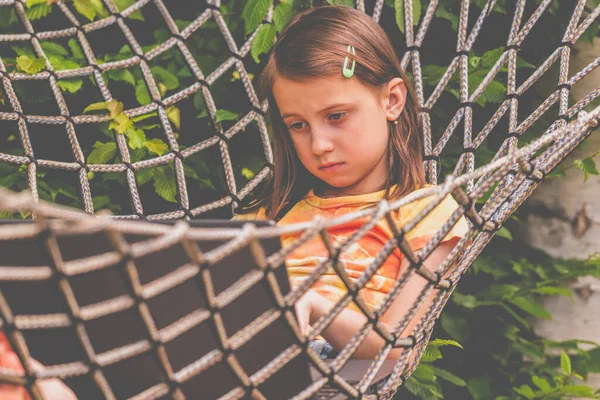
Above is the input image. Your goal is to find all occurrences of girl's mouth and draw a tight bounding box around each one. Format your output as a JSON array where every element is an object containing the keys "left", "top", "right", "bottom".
[{"left": 319, "top": 162, "right": 344, "bottom": 172}]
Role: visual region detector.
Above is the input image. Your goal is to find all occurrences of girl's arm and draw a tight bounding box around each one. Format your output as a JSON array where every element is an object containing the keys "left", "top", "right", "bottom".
[
  {"left": 0, "top": 333, "right": 77, "bottom": 400},
  {"left": 296, "top": 238, "right": 459, "bottom": 361}
]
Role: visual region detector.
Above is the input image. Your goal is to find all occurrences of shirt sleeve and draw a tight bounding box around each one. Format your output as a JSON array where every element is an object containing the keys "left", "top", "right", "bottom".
[{"left": 402, "top": 192, "right": 469, "bottom": 252}]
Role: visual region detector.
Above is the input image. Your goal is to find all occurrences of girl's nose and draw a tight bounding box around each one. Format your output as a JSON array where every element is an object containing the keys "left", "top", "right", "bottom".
[{"left": 311, "top": 128, "right": 334, "bottom": 156}]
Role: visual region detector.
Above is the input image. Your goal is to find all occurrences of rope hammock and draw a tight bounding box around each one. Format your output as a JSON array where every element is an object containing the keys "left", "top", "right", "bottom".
[{"left": 0, "top": 0, "right": 599, "bottom": 399}]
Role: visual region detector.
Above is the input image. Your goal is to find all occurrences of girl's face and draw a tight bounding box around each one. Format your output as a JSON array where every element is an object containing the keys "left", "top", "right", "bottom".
[{"left": 273, "top": 74, "right": 406, "bottom": 197}]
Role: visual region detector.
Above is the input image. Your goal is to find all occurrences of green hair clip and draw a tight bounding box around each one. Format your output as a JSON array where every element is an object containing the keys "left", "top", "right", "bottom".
[{"left": 342, "top": 45, "right": 356, "bottom": 79}]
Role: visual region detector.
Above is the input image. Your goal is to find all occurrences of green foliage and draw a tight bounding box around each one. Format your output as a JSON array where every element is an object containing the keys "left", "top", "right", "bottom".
[
  {"left": 16, "top": 55, "right": 46, "bottom": 74},
  {"left": 273, "top": 1, "right": 295, "bottom": 33},
  {"left": 73, "top": 0, "right": 108, "bottom": 21},
  {"left": 395, "top": 0, "right": 421, "bottom": 34},
  {"left": 242, "top": 0, "right": 271, "bottom": 34},
  {"left": 573, "top": 157, "right": 600, "bottom": 182},
  {"left": 25, "top": 0, "right": 53, "bottom": 21},
  {"left": 251, "top": 23, "right": 277, "bottom": 64}
]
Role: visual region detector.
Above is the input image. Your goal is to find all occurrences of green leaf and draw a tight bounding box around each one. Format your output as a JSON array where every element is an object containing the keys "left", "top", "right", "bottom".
[
  {"left": 26, "top": 0, "right": 47, "bottom": 6},
  {"left": 478, "top": 80, "right": 507, "bottom": 106},
  {"left": 500, "top": 303, "right": 530, "bottom": 328},
  {"left": 84, "top": 99, "right": 123, "bottom": 117},
  {"left": 547, "top": 166, "right": 567, "bottom": 178},
  {"left": 0, "top": 173, "right": 19, "bottom": 189},
  {"left": 87, "top": 141, "right": 117, "bottom": 164},
  {"left": 66, "top": 40, "right": 84, "bottom": 62},
  {"left": 135, "top": 80, "right": 151, "bottom": 105},
  {"left": 440, "top": 313, "right": 471, "bottom": 342},
  {"left": 481, "top": 47, "right": 505, "bottom": 69},
  {"left": 114, "top": 0, "right": 144, "bottom": 21},
  {"left": 0, "top": 7, "right": 18, "bottom": 27},
  {"left": 273, "top": 1, "right": 294, "bottom": 33},
  {"left": 166, "top": 106, "right": 181, "bottom": 130},
  {"left": 109, "top": 112, "right": 133, "bottom": 134},
  {"left": 509, "top": 297, "right": 552, "bottom": 319},
  {"left": 531, "top": 286, "right": 573, "bottom": 300},
  {"left": 434, "top": 3, "right": 458, "bottom": 31},
  {"left": 496, "top": 226, "right": 513, "bottom": 240},
  {"left": 107, "top": 69, "right": 136, "bottom": 86},
  {"left": 404, "top": 377, "right": 444, "bottom": 399},
  {"left": 467, "top": 376, "right": 491, "bottom": 400},
  {"left": 145, "top": 139, "right": 169, "bottom": 156},
  {"left": 58, "top": 79, "right": 83, "bottom": 94},
  {"left": 193, "top": 91, "right": 206, "bottom": 113},
  {"left": 452, "top": 292, "right": 478, "bottom": 309},
  {"left": 516, "top": 56, "right": 536, "bottom": 69},
  {"left": 481, "top": 284, "right": 519, "bottom": 301},
  {"left": 93, "top": 195, "right": 116, "bottom": 212},
  {"left": 561, "top": 351, "right": 572, "bottom": 375},
  {"left": 412, "top": 364, "right": 437, "bottom": 383},
  {"left": 421, "top": 344, "right": 443, "bottom": 362},
  {"left": 394, "top": 0, "right": 421, "bottom": 34},
  {"left": 215, "top": 109, "right": 239, "bottom": 123},
  {"left": 430, "top": 339, "right": 463, "bottom": 349},
  {"left": 132, "top": 112, "right": 157, "bottom": 123},
  {"left": 11, "top": 46, "right": 35, "bottom": 57},
  {"left": 17, "top": 55, "right": 46, "bottom": 74},
  {"left": 198, "top": 178, "right": 215, "bottom": 191},
  {"left": 136, "top": 168, "right": 154, "bottom": 186},
  {"left": 561, "top": 385, "right": 596, "bottom": 396},
  {"left": 531, "top": 376, "right": 553, "bottom": 393},
  {"left": 40, "top": 41, "right": 69, "bottom": 57},
  {"left": 241, "top": 167, "right": 255, "bottom": 180},
  {"left": 430, "top": 366, "right": 467, "bottom": 387},
  {"left": 183, "top": 164, "right": 199, "bottom": 180},
  {"left": 125, "top": 127, "right": 146, "bottom": 150},
  {"left": 151, "top": 66, "right": 179, "bottom": 90},
  {"left": 153, "top": 166, "right": 177, "bottom": 203},
  {"left": 573, "top": 157, "right": 599, "bottom": 182},
  {"left": 513, "top": 337, "right": 545, "bottom": 361},
  {"left": 73, "top": 0, "right": 108, "bottom": 21},
  {"left": 242, "top": 0, "right": 271, "bottom": 35},
  {"left": 421, "top": 64, "right": 448, "bottom": 85},
  {"left": 513, "top": 384, "right": 536, "bottom": 399},
  {"left": 251, "top": 23, "right": 276, "bottom": 64},
  {"left": 25, "top": 3, "right": 52, "bottom": 21},
  {"left": 49, "top": 56, "right": 80, "bottom": 71}
]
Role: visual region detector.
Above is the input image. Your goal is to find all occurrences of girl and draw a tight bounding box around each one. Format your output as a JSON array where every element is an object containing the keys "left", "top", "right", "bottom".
[{"left": 234, "top": 5, "right": 469, "bottom": 363}]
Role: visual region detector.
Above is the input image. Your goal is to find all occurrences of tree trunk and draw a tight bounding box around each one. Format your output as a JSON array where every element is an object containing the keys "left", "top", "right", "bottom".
[{"left": 522, "top": 34, "right": 600, "bottom": 390}]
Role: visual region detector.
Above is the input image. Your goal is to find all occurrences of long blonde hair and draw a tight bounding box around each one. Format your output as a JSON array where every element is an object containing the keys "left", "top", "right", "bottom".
[{"left": 243, "top": 5, "right": 425, "bottom": 220}]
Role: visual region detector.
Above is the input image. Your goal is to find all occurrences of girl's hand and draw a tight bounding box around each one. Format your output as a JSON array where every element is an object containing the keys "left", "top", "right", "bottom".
[
  {"left": 0, "top": 334, "right": 77, "bottom": 400},
  {"left": 0, "top": 336, "right": 27, "bottom": 400},
  {"left": 294, "top": 289, "right": 319, "bottom": 336}
]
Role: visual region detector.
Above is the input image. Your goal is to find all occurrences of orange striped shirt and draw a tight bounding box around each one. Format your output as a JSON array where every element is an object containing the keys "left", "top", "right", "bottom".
[{"left": 234, "top": 185, "right": 469, "bottom": 311}]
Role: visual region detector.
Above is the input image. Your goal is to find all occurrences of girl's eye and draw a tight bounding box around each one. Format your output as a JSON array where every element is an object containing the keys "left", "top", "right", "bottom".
[
  {"left": 328, "top": 112, "right": 346, "bottom": 121},
  {"left": 289, "top": 122, "right": 305, "bottom": 131}
]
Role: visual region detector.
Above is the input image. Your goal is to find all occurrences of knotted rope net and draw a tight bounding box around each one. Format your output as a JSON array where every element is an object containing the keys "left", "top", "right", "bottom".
[{"left": 0, "top": 0, "right": 599, "bottom": 399}]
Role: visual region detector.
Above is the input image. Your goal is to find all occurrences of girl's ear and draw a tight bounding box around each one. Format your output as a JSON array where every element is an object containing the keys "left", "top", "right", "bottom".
[{"left": 383, "top": 77, "right": 407, "bottom": 121}]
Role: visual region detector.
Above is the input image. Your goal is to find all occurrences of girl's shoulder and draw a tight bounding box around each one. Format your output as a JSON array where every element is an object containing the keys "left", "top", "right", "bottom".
[
  {"left": 400, "top": 184, "right": 469, "bottom": 241},
  {"left": 403, "top": 184, "right": 461, "bottom": 217},
  {"left": 231, "top": 207, "right": 268, "bottom": 221}
]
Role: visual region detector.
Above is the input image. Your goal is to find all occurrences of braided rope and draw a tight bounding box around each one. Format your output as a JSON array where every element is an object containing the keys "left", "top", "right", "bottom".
[
  {"left": 0, "top": 106, "right": 598, "bottom": 399},
  {"left": 1, "top": 0, "right": 600, "bottom": 399}
]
